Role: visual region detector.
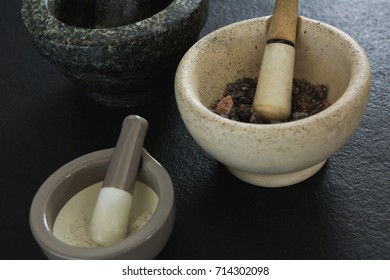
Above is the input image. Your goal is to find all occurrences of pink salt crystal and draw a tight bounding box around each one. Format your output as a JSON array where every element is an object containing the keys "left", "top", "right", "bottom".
[{"left": 215, "top": 95, "right": 234, "bottom": 116}]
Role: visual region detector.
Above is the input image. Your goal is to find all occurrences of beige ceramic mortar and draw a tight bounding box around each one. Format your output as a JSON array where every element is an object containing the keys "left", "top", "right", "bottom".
[{"left": 175, "top": 16, "right": 371, "bottom": 187}]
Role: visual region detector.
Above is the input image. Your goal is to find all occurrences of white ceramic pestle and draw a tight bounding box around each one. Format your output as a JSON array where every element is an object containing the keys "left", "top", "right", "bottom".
[
  {"left": 253, "top": 0, "right": 298, "bottom": 122},
  {"left": 89, "top": 115, "right": 148, "bottom": 246}
]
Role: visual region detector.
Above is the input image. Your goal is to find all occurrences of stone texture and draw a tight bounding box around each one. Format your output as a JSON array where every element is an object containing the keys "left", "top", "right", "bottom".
[{"left": 21, "top": 0, "right": 209, "bottom": 106}]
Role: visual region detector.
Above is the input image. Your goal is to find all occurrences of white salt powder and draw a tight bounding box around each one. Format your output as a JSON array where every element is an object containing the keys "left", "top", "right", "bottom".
[{"left": 53, "top": 181, "right": 158, "bottom": 248}]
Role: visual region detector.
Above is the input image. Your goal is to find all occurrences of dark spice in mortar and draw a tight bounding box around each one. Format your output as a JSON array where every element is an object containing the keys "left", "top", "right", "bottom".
[{"left": 211, "top": 78, "right": 331, "bottom": 124}]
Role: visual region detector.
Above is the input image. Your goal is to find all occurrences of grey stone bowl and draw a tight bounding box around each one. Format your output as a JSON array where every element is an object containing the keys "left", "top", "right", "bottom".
[{"left": 21, "top": 0, "right": 209, "bottom": 107}]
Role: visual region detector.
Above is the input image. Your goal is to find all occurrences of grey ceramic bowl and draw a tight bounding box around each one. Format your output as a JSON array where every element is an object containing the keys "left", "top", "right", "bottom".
[
  {"left": 21, "top": 0, "right": 209, "bottom": 107},
  {"left": 30, "top": 148, "right": 175, "bottom": 259}
]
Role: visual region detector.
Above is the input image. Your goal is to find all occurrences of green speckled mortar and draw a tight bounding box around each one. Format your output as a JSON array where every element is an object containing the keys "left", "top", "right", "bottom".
[{"left": 21, "top": 0, "right": 209, "bottom": 107}]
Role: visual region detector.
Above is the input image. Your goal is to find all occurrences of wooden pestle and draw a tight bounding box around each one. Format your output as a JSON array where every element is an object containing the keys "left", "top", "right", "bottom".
[
  {"left": 94, "top": 0, "right": 151, "bottom": 28},
  {"left": 253, "top": 0, "right": 298, "bottom": 122}
]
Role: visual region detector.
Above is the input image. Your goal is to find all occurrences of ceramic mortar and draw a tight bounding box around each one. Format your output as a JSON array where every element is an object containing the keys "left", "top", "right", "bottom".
[
  {"left": 175, "top": 16, "right": 371, "bottom": 187},
  {"left": 29, "top": 148, "right": 175, "bottom": 259}
]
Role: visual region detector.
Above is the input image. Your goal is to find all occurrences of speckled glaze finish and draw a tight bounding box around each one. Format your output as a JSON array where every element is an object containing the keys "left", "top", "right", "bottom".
[
  {"left": 175, "top": 16, "right": 371, "bottom": 187},
  {"left": 21, "top": 0, "right": 209, "bottom": 107}
]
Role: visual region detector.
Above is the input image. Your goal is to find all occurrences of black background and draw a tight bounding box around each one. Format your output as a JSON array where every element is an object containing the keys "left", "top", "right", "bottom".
[{"left": 1, "top": 0, "right": 389, "bottom": 259}]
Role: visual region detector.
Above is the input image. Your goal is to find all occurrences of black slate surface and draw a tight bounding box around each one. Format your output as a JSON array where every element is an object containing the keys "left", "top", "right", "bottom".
[{"left": 1, "top": 0, "right": 389, "bottom": 259}]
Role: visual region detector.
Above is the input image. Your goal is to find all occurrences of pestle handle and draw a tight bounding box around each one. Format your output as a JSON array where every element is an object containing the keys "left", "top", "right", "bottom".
[
  {"left": 253, "top": 0, "right": 298, "bottom": 122},
  {"left": 267, "top": 0, "right": 298, "bottom": 45},
  {"left": 89, "top": 115, "right": 148, "bottom": 246},
  {"left": 103, "top": 115, "right": 148, "bottom": 194}
]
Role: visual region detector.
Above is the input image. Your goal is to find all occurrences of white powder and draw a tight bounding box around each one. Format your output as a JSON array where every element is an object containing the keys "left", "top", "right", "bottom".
[
  {"left": 62, "top": 211, "right": 153, "bottom": 248},
  {"left": 53, "top": 181, "right": 158, "bottom": 248}
]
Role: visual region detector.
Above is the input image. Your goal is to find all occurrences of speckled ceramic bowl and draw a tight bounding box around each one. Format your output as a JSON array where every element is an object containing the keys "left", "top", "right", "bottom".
[
  {"left": 21, "top": 0, "right": 209, "bottom": 107},
  {"left": 175, "top": 16, "right": 371, "bottom": 187},
  {"left": 30, "top": 148, "right": 175, "bottom": 259}
]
